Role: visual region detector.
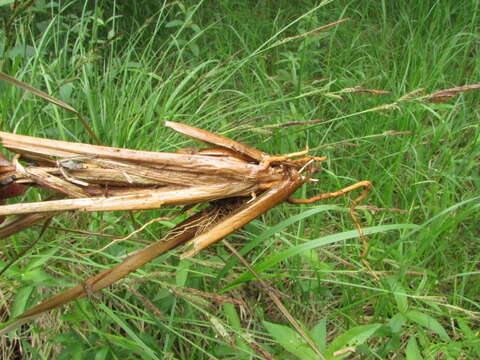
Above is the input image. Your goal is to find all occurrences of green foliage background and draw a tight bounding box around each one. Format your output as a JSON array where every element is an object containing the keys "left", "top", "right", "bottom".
[{"left": 0, "top": 0, "right": 479, "bottom": 358}]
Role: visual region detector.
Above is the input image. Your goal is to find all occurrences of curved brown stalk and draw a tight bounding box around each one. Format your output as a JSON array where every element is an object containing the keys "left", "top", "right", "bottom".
[{"left": 289, "top": 180, "right": 378, "bottom": 279}]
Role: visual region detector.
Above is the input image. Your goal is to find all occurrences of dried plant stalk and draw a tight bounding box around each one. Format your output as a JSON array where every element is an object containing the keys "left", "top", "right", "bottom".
[
  {"left": 0, "top": 212, "right": 58, "bottom": 239},
  {"left": 0, "top": 121, "right": 373, "bottom": 335},
  {"left": 0, "top": 71, "right": 374, "bottom": 343}
]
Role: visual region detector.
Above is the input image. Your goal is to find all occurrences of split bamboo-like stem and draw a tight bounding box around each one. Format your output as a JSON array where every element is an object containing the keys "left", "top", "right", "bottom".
[
  {"left": 0, "top": 131, "right": 275, "bottom": 179},
  {"left": 0, "top": 182, "right": 257, "bottom": 216}
]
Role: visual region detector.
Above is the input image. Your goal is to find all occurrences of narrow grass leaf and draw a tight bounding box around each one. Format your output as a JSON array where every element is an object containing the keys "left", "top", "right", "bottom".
[
  {"left": 225, "top": 224, "right": 418, "bottom": 290},
  {"left": 0, "top": 71, "right": 101, "bottom": 144},
  {"left": 164, "top": 60, "right": 216, "bottom": 111},
  {"left": 0, "top": 71, "right": 77, "bottom": 113},
  {"left": 216, "top": 205, "right": 344, "bottom": 284},
  {"left": 403, "top": 196, "right": 480, "bottom": 239},
  {"left": 99, "top": 304, "right": 161, "bottom": 360}
]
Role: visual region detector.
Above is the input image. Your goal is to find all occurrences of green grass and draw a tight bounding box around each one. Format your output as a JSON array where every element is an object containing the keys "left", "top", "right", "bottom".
[{"left": 0, "top": 0, "right": 479, "bottom": 358}]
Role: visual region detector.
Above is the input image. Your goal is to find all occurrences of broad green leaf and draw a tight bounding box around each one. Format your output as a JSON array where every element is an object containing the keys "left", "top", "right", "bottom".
[
  {"left": 189, "top": 43, "right": 200, "bottom": 57},
  {"left": 6, "top": 44, "right": 36, "bottom": 59},
  {"left": 94, "top": 347, "right": 110, "bottom": 360},
  {"left": 405, "top": 336, "right": 423, "bottom": 359},
  {"left": 389, "top": 313, "right": 407, "bottom": 333},
  {"left": 12, "top": 286, "right": 34, "bottom": 318},
  {"left": 25, "top": 248, "right": 60, "bottom": 270},
  {"left": 190, "top": 24, "right": 202, "bottom": 33},
  {"left": 21, "top": 268, "right": 58, "bottom": 286},
  {"left": 222, "top": 303, "right": 250, "bottom": 353},
  {"left": 404, "top": 310, "right": 450, "bottom": 342},
  {"left": 175, "top": 259, "right": 190, "bottom": 287},
  {"left": 223, "top": 303, "right": 241, "bottom": 329},
  {"left": 0, "top": 0, "right": 15, "bottom": 6},
  {"left": 263, "top": 321, "right": 318, "bottom": 360},
  {"left": 387, "top": 278, "right": 409, "bottom": 312},
  {"left": 311, "top": 319, "right": 327, "bottom": 353},
  {"left": 326, "top": 324, "right": 382, "bottom": 357},
  {"left": 59, "top": 82, "right": 74, "bottom": 103},
  {"left": 456, "top": 318, "right": 474, "bottom": 339},
  {"left": 52, "top": 332, "right": 84, "bottom": 360}
]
